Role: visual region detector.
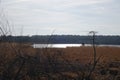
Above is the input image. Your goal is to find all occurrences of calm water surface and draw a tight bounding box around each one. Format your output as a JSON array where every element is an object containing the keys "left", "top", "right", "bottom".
[{"left": 33, "top": 44, "right": 120, "bottom": 48}]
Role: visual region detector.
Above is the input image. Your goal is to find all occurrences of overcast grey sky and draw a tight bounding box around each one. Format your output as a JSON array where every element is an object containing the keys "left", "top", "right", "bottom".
[{"left": 1, "top": 0, "right": 120, "bottom": 35}]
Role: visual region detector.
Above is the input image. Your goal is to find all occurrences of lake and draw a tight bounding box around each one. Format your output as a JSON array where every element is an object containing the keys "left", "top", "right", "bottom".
[{"left": 32, "top": 44, "right": 120, "bottom": 48}]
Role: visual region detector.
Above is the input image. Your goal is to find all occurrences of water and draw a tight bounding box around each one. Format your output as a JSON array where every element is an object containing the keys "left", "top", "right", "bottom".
[
  {"left": 33, "top": 44, "right": 82, "bottom": 48},
  {"left": 32, "top": 44, "right": 120, "bottom": 48}
]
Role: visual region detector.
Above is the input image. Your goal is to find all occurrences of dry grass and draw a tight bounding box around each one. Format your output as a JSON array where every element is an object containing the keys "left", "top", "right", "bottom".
[
  {"left": 1, "top": 43, "right": 120, "bottom": 62},
  {"left": 0, "top": 43, "right": 120, "bottom": 80},
  {"left": 46, "top": 46, "right": 120, "bottom": 64}
]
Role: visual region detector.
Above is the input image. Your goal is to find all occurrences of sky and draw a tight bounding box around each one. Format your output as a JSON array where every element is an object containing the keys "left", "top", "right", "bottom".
[{"left": 1, "top": 0, "right": 120, "bottom": 35}]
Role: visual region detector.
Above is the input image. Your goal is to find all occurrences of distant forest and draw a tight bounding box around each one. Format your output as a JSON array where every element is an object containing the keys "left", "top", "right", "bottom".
[{"left": 0, "top": 35, "right": 120, "bottom": 45}]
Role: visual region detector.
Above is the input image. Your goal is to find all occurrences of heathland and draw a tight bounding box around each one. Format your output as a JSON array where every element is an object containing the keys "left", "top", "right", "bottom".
[{"left": 0, "top": 43, "right": 120, "bottom": 80}]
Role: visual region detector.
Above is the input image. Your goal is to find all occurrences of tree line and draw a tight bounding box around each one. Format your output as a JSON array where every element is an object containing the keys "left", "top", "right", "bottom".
[{"left": 0, "top": 35, "right": 120, "bottom": 45}]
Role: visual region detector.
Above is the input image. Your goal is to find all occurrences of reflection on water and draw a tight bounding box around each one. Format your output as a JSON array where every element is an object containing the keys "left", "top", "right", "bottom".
[
  {"left": 33, "top": 44, "right": 83, "bottom": 48},
  {"left": 33, "top": 44, "right": 120, "bottom": 48}
]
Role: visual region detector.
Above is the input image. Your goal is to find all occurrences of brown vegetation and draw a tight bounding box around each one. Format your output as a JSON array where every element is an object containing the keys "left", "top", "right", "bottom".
[{"left": 0, "top": 43, "right": 120, "bottom": 80}]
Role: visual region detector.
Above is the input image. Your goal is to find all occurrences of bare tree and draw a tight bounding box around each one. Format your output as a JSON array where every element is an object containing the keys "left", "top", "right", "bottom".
[{"left": 86, "top": 31, "right": 101, "bottom": 80}]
